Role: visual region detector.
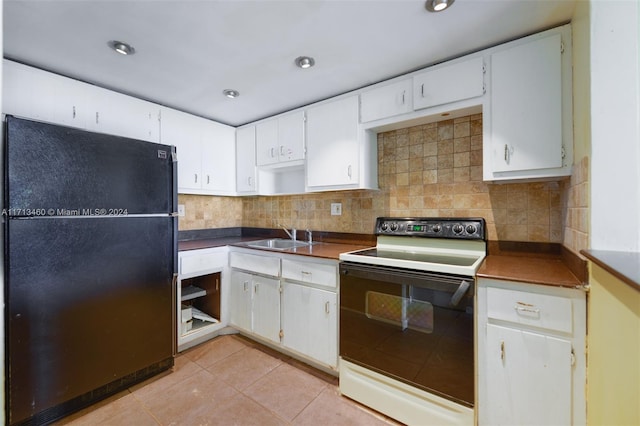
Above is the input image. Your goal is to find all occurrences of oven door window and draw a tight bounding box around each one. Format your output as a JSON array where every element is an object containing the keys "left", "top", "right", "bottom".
[{"left": 340, "top": 262, "right": 474, "bottom": 407}]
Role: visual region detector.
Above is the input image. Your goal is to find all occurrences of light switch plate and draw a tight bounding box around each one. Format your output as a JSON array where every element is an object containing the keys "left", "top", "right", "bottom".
[
  {"left": 331, "top": 203, "right": 342, "bottom": 216},
  {"left": 178, "top": 204, "right": 186, "bottom": 217}
]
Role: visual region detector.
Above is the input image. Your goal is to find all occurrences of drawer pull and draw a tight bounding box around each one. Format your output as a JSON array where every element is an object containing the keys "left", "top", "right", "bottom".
[
  {"left": 514, "top": 305, "right": 540, "bottom": 315},
  {"left": 500, "top": 341, "right": 505, "bottom": 361},
  {"left": 301, "top": 270, "right": 312, "bottom": 281}
]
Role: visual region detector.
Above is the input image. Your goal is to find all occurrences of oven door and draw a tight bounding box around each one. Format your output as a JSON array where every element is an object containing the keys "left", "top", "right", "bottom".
[{"left": 339, "top": 261, "right": 475, "bottom": 407}]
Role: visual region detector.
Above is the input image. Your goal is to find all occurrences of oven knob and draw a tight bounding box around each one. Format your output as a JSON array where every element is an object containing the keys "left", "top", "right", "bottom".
[
  {"left": 380, "top": 222, "right": 389, "bottom": 231},
  {"left": 452, "top": 224, "right": 464, "bottom": 234},
  {"left": 432, "top": 224, "right": 442, "bottom": 233},
  {"left": 390, "top": 223, "right": 398, "bottom": 231},
  {"left": 466, "top": 224, "right": 477, "bottom": 235}
]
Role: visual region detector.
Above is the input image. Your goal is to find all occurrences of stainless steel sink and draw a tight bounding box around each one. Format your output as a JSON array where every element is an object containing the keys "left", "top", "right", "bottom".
[{"left": 246, "top": 238, "right": 310, "bottom": 250}]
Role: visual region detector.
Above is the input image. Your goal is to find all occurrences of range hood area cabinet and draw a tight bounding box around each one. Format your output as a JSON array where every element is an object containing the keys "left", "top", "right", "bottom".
[
  {"left": 412, "top": 56, "right": 485, "bottom": 111},
  {"left": 235, "top": 94, "right": 378, "bottom": 195},
  {"left": 256, "top": 110, "right": 305, "bottom": 166},
  {"left": 483, "top": 25, "right": 573, "bottom": 181},
  {"left": 159, "top": 107, "right": 237, "bottom": 196}
]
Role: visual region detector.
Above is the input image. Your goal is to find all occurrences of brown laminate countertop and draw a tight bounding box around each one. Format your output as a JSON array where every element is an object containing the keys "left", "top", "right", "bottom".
[
  {"left": 477, "top": 254, "right": 584, "bottom": 289},
  {"left": 231, "top": 241, "right": 373, "bottom": 260},
  {"left": 179, "top": 236, "right": 260, "bottom": 252},
  {"left": 581, "top": 249, "right": 640, "bottom": 292},
  {"left": 179, "top": 236, "right": 372, "bottom": 260}
]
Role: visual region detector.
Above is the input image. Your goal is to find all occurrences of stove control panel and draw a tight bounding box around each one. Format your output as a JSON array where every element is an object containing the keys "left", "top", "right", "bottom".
[{"left": 375, "top": 217, "right": 486, "bottom": 240}]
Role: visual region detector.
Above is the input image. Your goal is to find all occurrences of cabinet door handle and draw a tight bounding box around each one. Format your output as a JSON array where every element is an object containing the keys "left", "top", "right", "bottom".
[
  {"left": 325, "top": 301, "right": 330, "bottom": 314},
  {"left": 500, "top": 341, "right": 505, "bottom": 361},
  {"left": 206, "top": 175, "right": 210, "bottom": 185},
  {"left": 95, "top": 111, "right": 99, "bottom": 124},
  {"left": 72, "top": 105, "right": 76, "bottom": 119},
  {"left": 194, "top": 174, "right": 198, "bottom": 184},
  {"left": 401, "top": 90, "right": 406, "bottom": 105},
  {"left": 254, "top": 283, "right": 258, "bottom": 294},
  {"left": 215, "top": 279, "right": 219, "bottom": 292},
  {"left": 347, "top": 165, "right": 352, "bottom": 179},
  {"left": 421, "top": 83, "right": 425, "bottom": 98},
  {"left": 243, "top": 281, "right": 248, "bottom": 292},
  {"left": 270, "top": 147, "right": 275, "bottom": 158},
  {"left": 280, "top": 145, "right": 285, "bottom": 156},
  {"left": 248, "top": 176, "right": 253, "bottom": 187}
]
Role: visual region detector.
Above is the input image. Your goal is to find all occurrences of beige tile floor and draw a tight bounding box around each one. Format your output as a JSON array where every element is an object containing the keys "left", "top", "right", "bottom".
[{"left": 57, "top": 334, "right": 400, "bottom": 426}]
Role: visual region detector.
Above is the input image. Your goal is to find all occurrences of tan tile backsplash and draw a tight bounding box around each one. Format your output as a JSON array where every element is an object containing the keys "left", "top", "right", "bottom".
[
  {"left": 563, "top": 156, "right": 589, "bottom": 255},
  {"left": 179, "top": 113, "right": 585, "bottom": 247},
  {"left": 178, "top": 194, "right": 243, "bottom": 230}
]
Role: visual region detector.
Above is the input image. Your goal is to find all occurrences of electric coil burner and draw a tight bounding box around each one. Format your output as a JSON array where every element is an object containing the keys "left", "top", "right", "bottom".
[{"left": 338, "top": 217, "right": 487, "bottom": 426}]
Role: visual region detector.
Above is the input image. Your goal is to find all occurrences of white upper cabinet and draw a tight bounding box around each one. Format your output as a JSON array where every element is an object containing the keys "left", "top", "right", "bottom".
[
  {"left": 413, "top": 56, "right": 485, "bottom": 110},
  {"left": 201, "top": 119, "right": 236, "bottom": 195},
  {"left": 256, "top": 119, "right": 279, "bottom": 166},
  {"left": 256, "top": 110, "right": 305, "bottom": 166},
  {"left": 86, "top": 87, "right": 160, "bottom": 143},
  {"left": 160, "top": 107, "right": 236, "bottom": 195},
  {"left": 484, "top": 25, "right": 572, "bottom": 181},
  {"left": 360, "top": 79, "right": 413, "bottom": 123},
  {"left": 3, "top": 60, "right": 161, "bottom": 143},
  {"left": 278, "top": 111, "right": 305, "bottom": 162},
  {"left": 3, "top": 60, "right": 59, "bottom": 123},
  {"left": 305, "top": 95, "right": 377, "bottom": 191},
  {"left": 236, "top": 126, "right": 258, "bottom": 194},
  {"left": 160, "top": 108, "right": 202, "bottom": 192}
]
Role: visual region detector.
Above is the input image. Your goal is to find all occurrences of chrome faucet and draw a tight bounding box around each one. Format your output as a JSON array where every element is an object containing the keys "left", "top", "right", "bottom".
[
  {"left": 280, "top": 225, "right": 296, "bottom": 242},
  {"left": 305, "top": 229, "right": 313, "bottom": 245}
]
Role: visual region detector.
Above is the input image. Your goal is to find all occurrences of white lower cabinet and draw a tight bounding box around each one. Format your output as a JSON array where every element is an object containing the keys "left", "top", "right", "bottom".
[
  {"left": 281, "top": 282, "right": 337, "bottom": 368},
  {"left": 229, "top": 249, "right": 339, "bottom": 371},
  {"left": 477, "top": 278, "right": 586, "bottom": 425},
  {"left": 229, "top": 252, "right": 281, "bottom": 343},
  {"left": 177, "top": 247, "right": 230, "bottom": 352},
  {"left": 251, "top": 275, "right": 281, "bottom": 343}
]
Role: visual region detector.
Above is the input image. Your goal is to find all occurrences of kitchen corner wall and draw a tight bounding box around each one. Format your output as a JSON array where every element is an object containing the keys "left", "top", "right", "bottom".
[{"left": 179, "top": 113, "right": 587, "bottom": 252}]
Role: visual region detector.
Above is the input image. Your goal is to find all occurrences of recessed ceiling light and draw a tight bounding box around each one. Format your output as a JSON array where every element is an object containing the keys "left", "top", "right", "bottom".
[
  {"left": 223, "top": 89, "right": 240, "bottom": 99},
  {"left": 425, "top": 0, "right": 454, "bottom": 12},
  {"left": 108, "top": 40, "right": 135, "bottom": 55},
  {"left": 295, "top": 56, "right": 315, "bottom": 69}
]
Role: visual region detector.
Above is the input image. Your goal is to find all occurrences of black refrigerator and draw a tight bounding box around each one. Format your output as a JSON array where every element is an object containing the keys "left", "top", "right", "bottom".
[{"left": 3, "top": 116, "right": 177, "bottom": 425}]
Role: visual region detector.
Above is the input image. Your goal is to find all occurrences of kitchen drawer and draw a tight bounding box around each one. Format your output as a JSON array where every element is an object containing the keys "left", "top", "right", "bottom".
[
  {"left": 180, "top": 249, "right": 227, "bottom": 276},
  {"left": 229, "top": 251, "right": 280, "bottom": 277},
  {"left": 486, "top": 286, "right": 573, "bottom": 334},
  {"left": 282, "top": 258, "right": 337, "bottom": 289}
]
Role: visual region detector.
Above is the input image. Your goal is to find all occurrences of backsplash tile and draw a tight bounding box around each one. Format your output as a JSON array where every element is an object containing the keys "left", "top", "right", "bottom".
[
  {"left": 178, "top": 194, "right": 243, "bottom": 230},
  {"left": 563, "top": 156, "right": 590, "bottom": 255},
  {"left": 179, "top": 113, "right": 584, "bottom": 247}
]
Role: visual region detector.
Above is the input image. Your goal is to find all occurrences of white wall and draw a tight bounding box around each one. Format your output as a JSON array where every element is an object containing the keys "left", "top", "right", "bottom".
[{"left": 590, "top": 0, "right": 640, "bottom": 251}]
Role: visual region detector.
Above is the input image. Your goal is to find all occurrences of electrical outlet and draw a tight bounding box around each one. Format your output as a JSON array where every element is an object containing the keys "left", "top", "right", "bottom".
[
  {"left": 178, "top": 204, "right": 186, "bottom": 217},
  {"left": 331, "top": 203, "right": 342, "bottom": 216}
]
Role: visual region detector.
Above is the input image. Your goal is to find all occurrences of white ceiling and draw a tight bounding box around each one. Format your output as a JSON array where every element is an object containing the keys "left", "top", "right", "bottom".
[{"left": 3, "top": 0, "right": 576, "bottom": 127}]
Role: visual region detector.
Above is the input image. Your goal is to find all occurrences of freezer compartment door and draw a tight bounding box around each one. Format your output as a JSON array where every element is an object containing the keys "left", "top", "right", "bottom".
[
  {"left": 5, "top": 116, "right": 175, "bottom": 215},
  {"left": 6, "top": 216, "right": 175, "bottom": 424}
]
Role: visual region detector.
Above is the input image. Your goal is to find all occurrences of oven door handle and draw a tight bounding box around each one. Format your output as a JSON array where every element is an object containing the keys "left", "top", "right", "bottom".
[{"left": 450, "top": 280, "right": 471, "bottom": 306}]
